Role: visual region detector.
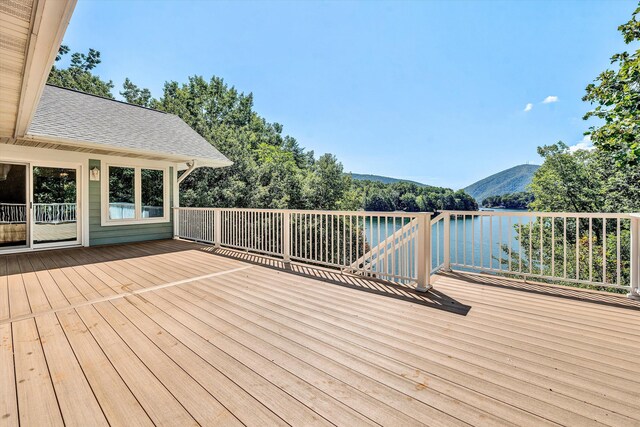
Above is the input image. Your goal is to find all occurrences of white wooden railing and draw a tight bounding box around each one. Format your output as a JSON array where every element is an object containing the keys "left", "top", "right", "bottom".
[
  {"left": 431, "top": 211, "right": 639, "bottom": 298},
  {"left": 174, "top": 207, "right": 640, "bottom": 298},
  {"left": 175, "top": 208, "right": 432, "bottom": 290}
]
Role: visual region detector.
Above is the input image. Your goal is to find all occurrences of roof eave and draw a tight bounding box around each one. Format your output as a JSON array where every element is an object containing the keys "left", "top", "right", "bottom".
[
  {"left": 23, "top": 132, "right": 233, "bottom": 168},
  {"left": 14, "top": 0, "right": 77, "bottom": 138}
]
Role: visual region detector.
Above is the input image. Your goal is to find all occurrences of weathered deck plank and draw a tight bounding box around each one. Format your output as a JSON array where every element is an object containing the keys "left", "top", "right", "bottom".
[
  {"left": 12, "top": 319, "right": 63, "bottom": 426},
  {"left": 34, "top": 313, "right": 108, "bottom": 426},
  {"left": 56, "top": 309, "right": 154, "bottom": 427},
  {"left": 0, "top": 323, "right": 17, "bottom": 427}
]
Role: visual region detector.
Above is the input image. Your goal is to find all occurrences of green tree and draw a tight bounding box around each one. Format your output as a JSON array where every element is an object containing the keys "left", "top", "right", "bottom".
[
  {"left": 254, "top": 143, "right": 303, "bottom": 208},
  {"left": 303, "top": 154, "right": 350, "bottom": 209},
  {"left": 121, "top": 78, "right": 152, "bottom": 107},
  {"left": 583, "top": 4, "right": 640, "bottom": 166},
  {"left": 47, "top": 46, "right": 114, "bottom": 98},
  {"left": 529, "top": 143, "right": 603, "bottom": 212}
]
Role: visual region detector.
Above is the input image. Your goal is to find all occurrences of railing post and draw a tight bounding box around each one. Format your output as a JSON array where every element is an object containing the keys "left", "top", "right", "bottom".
[
  {"left": 214, "top": 209, "right": 221, "bottom": 248},
  {"left": 416, "top": 213, "right": 432, "bottom": 292},
  {"left": 629, "top": 215, "right": 640, "bottom": 300},
  {"left": 443, "top": 212, "right": 451, "bottom": 272},
  {"left": 282, "top": 211, "right": 291, "bottom": 263},
  {"left": 173, "top": 208, "right": 179, "bottom": 239}
]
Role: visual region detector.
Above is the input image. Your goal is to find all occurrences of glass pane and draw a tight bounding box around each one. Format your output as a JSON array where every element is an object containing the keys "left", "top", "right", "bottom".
[
  {"left": 0, "top": 163, "right": 27, "bottom": 248},
  {"left": 32, "top": 167, "right": 77, "bottom": 245},
  {"left": 109, "top": 166, "right": 135, "bottom": 219},
  {"left": 141, "top": 169, "right": 164, "bottom": 218}
]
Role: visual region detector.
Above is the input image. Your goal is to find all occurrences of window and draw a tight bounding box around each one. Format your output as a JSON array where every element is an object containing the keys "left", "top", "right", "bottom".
[
  {"left": 103, "top": 164, "right": 168, "bottom": 225},
  {"left": 141, "top": 169, "right": 164, "bottom": 218},
  {"left": 108, "top": 166, "right": 135, "bottom": 219}
]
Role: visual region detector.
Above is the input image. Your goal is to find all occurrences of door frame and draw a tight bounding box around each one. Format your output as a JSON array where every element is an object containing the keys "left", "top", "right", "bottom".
[{"left": 30, "top": 161, "right": 83, "bottom": 250}]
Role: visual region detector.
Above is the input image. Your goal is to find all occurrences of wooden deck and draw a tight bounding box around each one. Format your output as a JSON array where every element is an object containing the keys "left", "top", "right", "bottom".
[{"left": 1, "top": 240, "right": 640, "bottom": 426}]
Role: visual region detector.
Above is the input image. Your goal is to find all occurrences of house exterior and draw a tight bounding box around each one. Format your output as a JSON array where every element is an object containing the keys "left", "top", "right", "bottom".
[{"left": 0, "top": 0, "right": 231, "bottom": 254}]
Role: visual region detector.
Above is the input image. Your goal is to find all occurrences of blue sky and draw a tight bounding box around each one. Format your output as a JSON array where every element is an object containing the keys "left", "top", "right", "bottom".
[{"left": 61, "top": 0, "right": 634, "bottom": 188}]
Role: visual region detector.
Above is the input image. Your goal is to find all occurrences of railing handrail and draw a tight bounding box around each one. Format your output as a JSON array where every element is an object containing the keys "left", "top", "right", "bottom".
[
  {"left": 441, "top": 210, "right": 635, "bottom": 219},
  {"left": 173, "top": 206, "right": 432, "bottom": 217}
]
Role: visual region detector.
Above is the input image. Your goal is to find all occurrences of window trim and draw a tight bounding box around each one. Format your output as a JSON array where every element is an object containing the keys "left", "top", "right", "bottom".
[{"left": 101, "top": 163, "right": 170, "bottom": 226}]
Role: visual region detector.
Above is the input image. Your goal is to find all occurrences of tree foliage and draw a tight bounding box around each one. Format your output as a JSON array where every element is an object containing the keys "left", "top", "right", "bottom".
[
  {"left": 583, "top": 4, "right": 640, "bottom": 166},
  {"left": 530, "top": 142, "right": 640, "bottom": 213},
  {"left": 482, "top": 192, "right": 533, "bottom": 209},
  {"left": 121, "top": 78, "right": 152, "bottom": 107},
  {"left": 348, "top": 180, "right": 477, "bottom": 212},
  {"left": 48, "top": 46, "right": 114, "bottom": 98}
]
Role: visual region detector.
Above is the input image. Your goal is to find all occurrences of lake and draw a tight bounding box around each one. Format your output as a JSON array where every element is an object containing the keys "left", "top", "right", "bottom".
[{"left": 363, "top": 209, "right": 530, "bottom": 272}]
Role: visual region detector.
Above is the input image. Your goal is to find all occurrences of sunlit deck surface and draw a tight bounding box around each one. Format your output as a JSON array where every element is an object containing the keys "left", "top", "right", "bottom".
[{"left": 1, "top": 240, "right": 640, "bottom": 426}]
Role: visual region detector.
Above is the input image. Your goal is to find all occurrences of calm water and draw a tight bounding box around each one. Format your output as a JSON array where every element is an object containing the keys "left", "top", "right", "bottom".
[{"left": 364, "top": 209, "right": 531, "bottom": 270}]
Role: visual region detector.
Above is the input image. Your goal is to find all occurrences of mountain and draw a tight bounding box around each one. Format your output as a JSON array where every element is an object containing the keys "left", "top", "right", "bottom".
[
  {"left": 349, "top": 173, "right": 429, "bottom": 187},
  {"left": 463, "top": 164, "right": 539, "bottom": 204}
]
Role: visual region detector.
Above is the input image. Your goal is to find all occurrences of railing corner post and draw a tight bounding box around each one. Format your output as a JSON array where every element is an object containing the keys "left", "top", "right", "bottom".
[
  {"left": 628, "top": 216, "right": 640, "bottom": 300},
  {"left": 416, "top": 213, "right": 432, "bottom": 293},
  {"left": 443, "top": 213, "right": 451, "bottom": 272},
  {"left": 283, "top": 211, "right": 291, "bottom": 263},
  {"left": 173, "top": 207, "right": 179, "bottom": 240},
  {"left": 214, "top": 208, "right": 221, "bottom": 248}
]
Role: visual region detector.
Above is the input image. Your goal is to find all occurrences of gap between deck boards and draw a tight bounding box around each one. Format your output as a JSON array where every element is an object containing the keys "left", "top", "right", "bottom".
[{"left": 1, "top": 265, "right": 255, "bottom": 325}]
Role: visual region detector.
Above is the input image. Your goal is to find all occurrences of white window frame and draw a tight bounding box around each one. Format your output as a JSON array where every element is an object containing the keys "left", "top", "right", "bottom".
[{"left": 101, "top": 163, "right": 170, "bottom": 226}]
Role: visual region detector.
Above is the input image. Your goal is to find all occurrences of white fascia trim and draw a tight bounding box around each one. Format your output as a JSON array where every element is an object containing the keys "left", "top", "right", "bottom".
[
  {"left": 22, "top": 133, "right": 233, "bottom": 169},
  {"left": 15, "top": 0, "right": 77, "bottom": 137}
]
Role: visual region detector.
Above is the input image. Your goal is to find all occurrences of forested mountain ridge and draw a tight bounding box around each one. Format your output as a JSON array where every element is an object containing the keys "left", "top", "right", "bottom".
[
  {"left": 349, "top": 173, "right": 430, "bottom": 187},
  {"left": 463, "top": 164, "right": 539, "bottom": 203}
]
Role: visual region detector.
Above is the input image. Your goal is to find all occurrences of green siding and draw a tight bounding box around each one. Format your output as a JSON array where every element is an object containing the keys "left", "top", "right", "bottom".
[{"left": 88, "top": 159, "right": 174, "bottom": 246}]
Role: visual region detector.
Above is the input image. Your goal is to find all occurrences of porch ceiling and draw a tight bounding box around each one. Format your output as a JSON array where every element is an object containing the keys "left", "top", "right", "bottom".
[{"left": 0, "top": 0, "right": 76, "bottom": 139}]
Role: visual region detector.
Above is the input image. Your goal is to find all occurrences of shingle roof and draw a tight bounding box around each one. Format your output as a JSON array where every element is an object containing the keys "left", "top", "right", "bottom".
[{"left": 27, "top": 85, "right": 231, "bottom": 165}]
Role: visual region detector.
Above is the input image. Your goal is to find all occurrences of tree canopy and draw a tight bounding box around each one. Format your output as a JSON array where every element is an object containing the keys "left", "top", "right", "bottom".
[
  {"left": 482, "top": 192, "right": 533, "bottom": 209},
  {"left": 583, "top": 5, "right": 640, "bottom": 166},
  {"left": 530, "top": 142, "right": 640, "bottom": 213},
  {"left": 48, "top": 45, "right": 114, "bottom": 98}
]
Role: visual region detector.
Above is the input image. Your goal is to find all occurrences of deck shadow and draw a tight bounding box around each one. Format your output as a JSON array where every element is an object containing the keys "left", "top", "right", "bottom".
[
  {"left": 0, "top": 239, "right": 202, "bottom": 274},
  {"left": 198, "top": 246, "right": 471, "bottom": 316},
  {"left": 440, "top": 271, "right": 640, "bottom": 311}
]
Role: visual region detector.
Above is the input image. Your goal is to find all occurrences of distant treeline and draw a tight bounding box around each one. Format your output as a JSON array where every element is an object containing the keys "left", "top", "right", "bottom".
[
  {"left": 482, "top": 192, "right": 533, "bottom": 209},
  {"left": 347, "top": 180, "right": 478, "bottom": 212}
]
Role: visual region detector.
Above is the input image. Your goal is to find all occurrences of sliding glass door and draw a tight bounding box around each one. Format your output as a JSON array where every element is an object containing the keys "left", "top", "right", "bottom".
[
  {"left": 32, "top": 166, "right": 79, "bottom": 247},
  {"left": 0, "top": 161, "right": 81, "bottom": 251},
  {"left": 0, "top": 163, "right": 28, "bottom": 249}
]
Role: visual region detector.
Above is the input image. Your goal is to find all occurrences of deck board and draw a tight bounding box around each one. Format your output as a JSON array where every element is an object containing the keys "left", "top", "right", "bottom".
[
  {"left": 0, "top": 323, "right": 17, "bottom": 426},
  {"left": 12, "top": 319, "right": 63, "bottom": 426},
  {"left": 34, "top": 313, "right": 108, "bottom": 426},
  {"left": 56, "top": 309, "right": 154, "bottom": 427},
  {"left": 1, "top": 239, "right": 639, "bottom": 426}
]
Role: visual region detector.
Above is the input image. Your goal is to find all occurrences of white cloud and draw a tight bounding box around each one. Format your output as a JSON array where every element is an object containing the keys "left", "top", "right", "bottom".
[
  {"left": 524, "top": 103, "right": 533, "bottom": 112},
  {"left": 568, "top": 135, "right": 594, "bottom": 153},
  {"left": 542, "top": 95, "right": 559, "bottom": 104}
]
